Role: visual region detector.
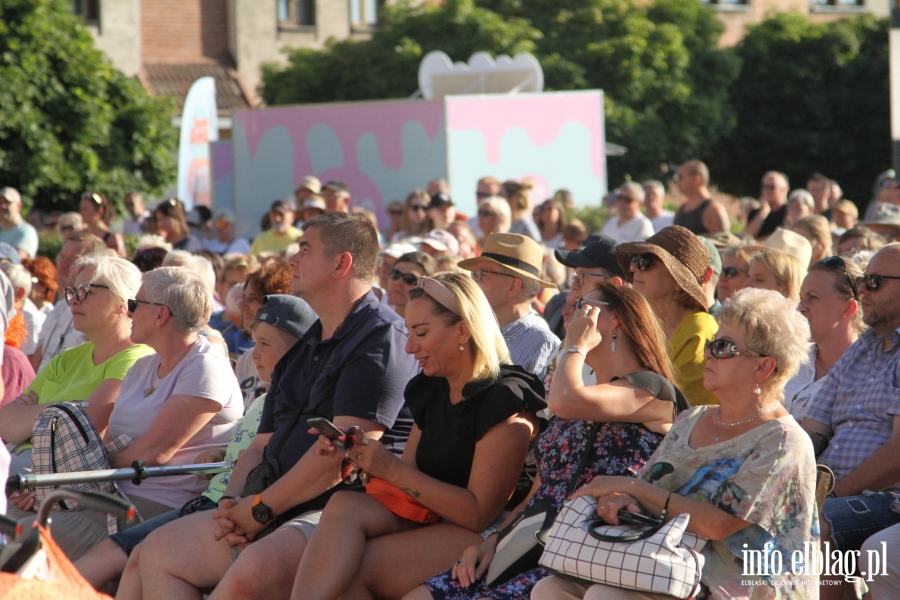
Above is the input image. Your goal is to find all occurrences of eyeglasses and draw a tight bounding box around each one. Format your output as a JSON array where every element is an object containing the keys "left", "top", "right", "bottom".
[
  {"left": 760, "top": 183, "right": 776, "bottom": 191},
  {"left": 388, "top": 209, "right": 404, "bottom": 216},
  {"left": 59, "top": 224, "right": 77, "bottom": 233},
  {"left": 389, "top": 269, "right": 419, "bottom": 286},
  {"left": 341, "top": 426, "right": 367, "bottom": 484},
  {"left": 616, "top": 195, "right": 635, "bottom": 203},
  {"left": 214, "top": 220, "right": 231, "bottom": 229},
  {"left": 855, "top": 273, "right": 900, "bottom": 293},
  {"left": 410, "top": 205, "right": 427, "bottom": 213},
  {"left": 704, "top": 338, "right": 765, "bottom": 359},
  {"left": 476, "top": 191, "right": 493, "bottom": 199},
  {"left": 721, "top": 266, "right": 748, "bottom": 279},
  {"left": 81, "top": 192, "right": 102, "bottom": 205},
  {"left": 127, "top": 298, "right": 168, "bottom": 313},
  {"left": 881, "top": 179, "right": 898, "bottom": 189},
  {"left": 571, "top": 271, "right": 611, "bottom": 289},
  {"left": 471, "top": 268, "right": 516, "bottom": 282},
  {"left": 821, "top": 256, "right": 858, "bottom": 299},
  {"left": 575, "top": 297, "right": 610, "bottom": 310},
  {"left": 64, "top": 283, "right": 109, "bottom": 305},
  {"left": 477, "top": 210, "right": 495, "bottom": 218},
  {"left": 630, "top": 253, "right": 657, "bottom": 272}
]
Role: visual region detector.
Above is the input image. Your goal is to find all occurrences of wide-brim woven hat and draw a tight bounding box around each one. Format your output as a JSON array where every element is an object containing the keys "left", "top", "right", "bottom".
[
  {"left": 616, "top": 225, "right": 710, "bottom": 312},
  {"left": 458, "top": 233, "right": 558, "bottom": 289}
]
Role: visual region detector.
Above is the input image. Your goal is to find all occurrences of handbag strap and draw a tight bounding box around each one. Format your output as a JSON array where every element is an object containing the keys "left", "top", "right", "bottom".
[
  {"left": 563, "top": 422, "right": 602, "bottom": 502},
  {"left": 586, "top": 520, "right": 665, "bottom": 543}
]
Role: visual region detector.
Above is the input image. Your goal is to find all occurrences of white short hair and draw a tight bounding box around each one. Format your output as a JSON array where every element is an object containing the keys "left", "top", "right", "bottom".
[
  {"left": 162, "top": 251, "right": 216, "bottom": 295},
  {"left": 135, "top": 234, "right": 173, "bottom": 253},
  {"left": 0, "top": 263, "right": 31, "bottom": 296},
  {"left": 71, "top": 254, "right": 142, "bottom": 309},
  {"left": 716, "top": 288, "right": 811, "bottom": 391},
  {"left": 788, "top": 189, "right": 815, "bottom": 210},
  {"left": 483, "top": 197, "right": 511, "bottom": 233},
  {"left": 618, "top": 181, "right": 646, "bottom": 203},
  {"left": 143, "top": 267, "right": 213, "bottom": 334}
]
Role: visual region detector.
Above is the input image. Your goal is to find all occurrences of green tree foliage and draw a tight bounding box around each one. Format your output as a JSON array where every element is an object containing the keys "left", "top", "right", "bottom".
[
  {"left": 0, "top": 0, "right": 177, "bottom": 211},
  {"left": 261, "top": 0, "right": 739, "bottom": 185},
  {"left": 479, "top": 0, "right": 740, "bottom": 183},
  {"left": 262, "top": 0, "right": 540, "bottom": 105},
  {"left": 706, "top": 13, "right": 888, "bottom": 207}
]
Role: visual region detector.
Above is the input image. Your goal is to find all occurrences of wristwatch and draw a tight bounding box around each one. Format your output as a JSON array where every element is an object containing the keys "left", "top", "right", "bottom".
[{"left": 251, "top": 494, "right": 275, "bottom": 525}]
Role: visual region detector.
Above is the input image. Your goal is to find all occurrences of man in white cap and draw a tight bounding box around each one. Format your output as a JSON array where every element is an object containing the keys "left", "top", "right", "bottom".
[
  {"left": 0, "top": 187, "right": 38, "bottom": 259},
  {"left": 204, "top": 210, "right": 251, "bottom": 255},
  {"left": 459, "top": 233, "right": 560, "bottom": 378},
  {"left": 294, "top": 175, "right": 321, "bottom": 212}
]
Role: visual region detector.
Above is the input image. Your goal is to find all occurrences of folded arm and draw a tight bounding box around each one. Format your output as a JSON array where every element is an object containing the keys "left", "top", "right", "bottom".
[{"left": 105, "top": 393, "right": 220, "bottom": 468}]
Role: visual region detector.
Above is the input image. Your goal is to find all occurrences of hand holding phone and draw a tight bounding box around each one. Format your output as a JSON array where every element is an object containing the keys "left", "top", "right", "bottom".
[{"left": 308, "top": 417, "right": 347, "bottom": 452}]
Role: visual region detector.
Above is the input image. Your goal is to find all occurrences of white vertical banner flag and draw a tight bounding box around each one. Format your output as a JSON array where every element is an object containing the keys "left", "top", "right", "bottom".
[{"left": 177, "top": 77, "right": 218, "bottom": 209}]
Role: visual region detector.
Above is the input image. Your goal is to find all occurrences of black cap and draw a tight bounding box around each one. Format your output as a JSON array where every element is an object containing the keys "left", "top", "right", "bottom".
[
  {"left": 254, "top": 295, "right": 318, "bottom": 340},
  {"left": 323, "top": 180, "right": 350, "bottom": 194},
  {"left": 428, "top": 192, "right": 453, "bottom": 209},
  {"left": 554, "top": 235, "right": 624, "bottom": 277}
]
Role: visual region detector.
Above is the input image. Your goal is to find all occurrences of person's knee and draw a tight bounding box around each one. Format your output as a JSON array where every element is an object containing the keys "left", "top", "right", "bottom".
[
  {"left": 222, "top": 536, "right": 304, "bottom": 599},
  {"left": 401, "top": 586, "right": 435, "bottom": 600},
  {"left": 123, "top": 543, "right": 142, "bottom": 577}
]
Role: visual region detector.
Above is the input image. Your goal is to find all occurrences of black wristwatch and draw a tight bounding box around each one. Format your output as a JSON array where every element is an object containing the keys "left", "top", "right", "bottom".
[{"left": 251, "top": 494, "right": 275, "bottom": 524}]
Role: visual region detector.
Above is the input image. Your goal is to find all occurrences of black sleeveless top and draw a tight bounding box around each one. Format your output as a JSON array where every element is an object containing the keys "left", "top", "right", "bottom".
[
  {"left": 610, "top": 371, "right": 691, "bottom": 417},
  {"left": 673, "top": 199, "right": 712, "bottom": 235}
]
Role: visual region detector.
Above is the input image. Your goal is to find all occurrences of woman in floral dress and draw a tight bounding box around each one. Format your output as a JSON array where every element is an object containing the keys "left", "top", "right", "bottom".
[
  {"left": 404, "top": 282, "right": 688, "bottom": 600},
  {"left": 532, "top": 289, "right": 819, "bottom": 600}
]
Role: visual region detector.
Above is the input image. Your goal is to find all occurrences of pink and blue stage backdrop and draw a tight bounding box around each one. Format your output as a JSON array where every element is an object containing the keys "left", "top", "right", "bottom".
[{"left": 213, "top": 90, "right": 605, "bottom": 237}]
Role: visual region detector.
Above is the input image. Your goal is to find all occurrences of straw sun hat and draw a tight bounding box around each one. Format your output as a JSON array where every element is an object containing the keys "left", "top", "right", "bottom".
[
  {"left": 615, "top": 225, "right": 710, "bottom": 312},
  {"left": 458, "top": 233, "right": 558, "bottom": 289}
]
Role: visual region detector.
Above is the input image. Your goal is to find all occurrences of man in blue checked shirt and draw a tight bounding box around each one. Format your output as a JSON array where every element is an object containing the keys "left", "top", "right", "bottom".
[{"left": 802, "top": 243, "right": 900, "bottom": 599}]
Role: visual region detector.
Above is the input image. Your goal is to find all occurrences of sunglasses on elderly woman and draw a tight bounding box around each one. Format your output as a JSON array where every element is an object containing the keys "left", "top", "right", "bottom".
[
  {"left": 821, "top": 256, "right": 858, "bottom": 299},
  {"left": 389, "top": 269, "right": 419, "bottom": 286},
  {"left": 64, "top": 283, "right": 109, "bottom": 305},
  {"left": 855, "top": 273, "right": 900, "bottom": 292},
  {"left": 340, "top": 426, "right": 368, "bottom": 484},
  {"left": 630, "top": 253, "right": 657, "bottom": 272},
  {"left": 704, "top": 338, "right": 765, "bottom": 359},
  {"left": 127, "top": 298, "right": 168, "bottom": 313}
]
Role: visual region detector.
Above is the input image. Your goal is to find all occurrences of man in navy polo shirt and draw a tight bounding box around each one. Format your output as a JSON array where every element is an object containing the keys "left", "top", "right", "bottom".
[{"left": 135, "top": 212, "right": 418, "bottom": 598}]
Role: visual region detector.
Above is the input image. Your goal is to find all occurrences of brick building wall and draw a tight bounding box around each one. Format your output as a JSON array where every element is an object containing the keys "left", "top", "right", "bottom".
[{"left": 141, "top": 0, "right": 231, "bottom": 64}]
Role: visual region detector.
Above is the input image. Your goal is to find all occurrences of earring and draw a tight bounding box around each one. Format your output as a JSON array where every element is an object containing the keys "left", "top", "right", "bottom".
[
  {"left": 156, "top": 320, "right": 160, "bottom": 327},
  {"left": 611, "top": 332, "right": 617, "bottom": 353},
  {"left": 459, "top": 344, "right": 465, "bottom": 351},
  {"left": 754, "top": 383, "right": 761, "bottom": 395}
]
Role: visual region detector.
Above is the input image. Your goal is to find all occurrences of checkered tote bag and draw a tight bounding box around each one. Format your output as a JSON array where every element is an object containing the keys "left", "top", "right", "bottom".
[
  {"left": 31, "top": 402, "right": 133, "bottom": 515},
  {"left": 539, "top": 495, "right": 706, "bottom": 598}
]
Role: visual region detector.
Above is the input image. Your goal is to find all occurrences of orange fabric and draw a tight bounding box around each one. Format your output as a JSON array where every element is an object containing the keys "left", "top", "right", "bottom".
[
  {"left": 5, "top": 313, "right": 26, "bottom": 349},
  {"left": 365, "top": 477, "right": 439, "bottom": 524},
  {"left": 0, "top": 525, "right": 111, "bottom": 599}
]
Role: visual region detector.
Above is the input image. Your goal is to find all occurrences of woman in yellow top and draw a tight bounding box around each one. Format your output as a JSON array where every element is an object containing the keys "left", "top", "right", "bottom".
[
  {"left": 0, "top": 255, "right": 153, "bottom": 458},
  {"left": 616, "top": 225, "right": 719, "bottom": 406}
]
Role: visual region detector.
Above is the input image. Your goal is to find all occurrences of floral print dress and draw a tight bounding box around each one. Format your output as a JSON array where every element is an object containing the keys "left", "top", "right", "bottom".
[{"left": 424, "top": 415, "right": 664, "bottom": 600}]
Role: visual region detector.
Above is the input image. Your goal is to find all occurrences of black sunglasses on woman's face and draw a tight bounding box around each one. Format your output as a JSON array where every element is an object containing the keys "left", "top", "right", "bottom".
[
  {"left": 630, "top": 253, "right": 657, "bottom": 272},
  {"left": 389, "top": 269, "right": 419, "bottom": 286},
  {"left": 127, "top": 298, "right": 167, "bottom": 313}
]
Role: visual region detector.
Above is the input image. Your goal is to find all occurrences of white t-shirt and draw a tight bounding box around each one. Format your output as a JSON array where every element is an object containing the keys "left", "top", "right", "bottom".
[
  {"left": 234, "top": 348, "right": 267, "bottom": 412},
  {"left": 783, "top": 346, "right": 816, "bottom": 417},
  {"left": 21, "top": 298, "right": 46, "bottom": 355},
  {"left": 37, "top": 300, "right": 86, "bottom": 372},
  {"left": 600, "top": 214, "right": 655, "bottom": 243},
  {"left": 649, "top": 211, "right": 675, "bottom": 233},
  {"left": 109, "top": 336, "right": 243, "bottom": 508}
]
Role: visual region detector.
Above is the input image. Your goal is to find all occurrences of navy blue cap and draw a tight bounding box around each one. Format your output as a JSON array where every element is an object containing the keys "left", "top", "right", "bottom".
[
  {"left": 554, "top": 235, "right": 623, "bottom": 277},
  {"left": 254, "top": 294, "right": 317, "bottom": 339}
]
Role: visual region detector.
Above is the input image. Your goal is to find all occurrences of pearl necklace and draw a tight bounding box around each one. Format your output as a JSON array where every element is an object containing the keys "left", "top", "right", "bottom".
[{"left": 714, "top": 403, "right": 779, "bottom": 442}]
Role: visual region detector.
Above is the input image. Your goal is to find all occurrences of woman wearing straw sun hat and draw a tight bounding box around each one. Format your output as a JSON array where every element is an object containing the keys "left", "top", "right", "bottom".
[{"left": 616, "top": 225, "right": 719, "bottom": 406}]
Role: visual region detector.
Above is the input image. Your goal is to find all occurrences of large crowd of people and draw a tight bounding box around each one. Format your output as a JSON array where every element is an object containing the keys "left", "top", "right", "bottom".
[{"left": 0, "top": 161, "right": 897, "bottom": 599}]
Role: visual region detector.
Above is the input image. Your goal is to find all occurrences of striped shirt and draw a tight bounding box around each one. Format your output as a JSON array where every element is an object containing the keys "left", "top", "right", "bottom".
[
  {"left": 805, "top": 327, "right": 900, "bottom": 490},
  {"left": 501, "top": 311, "right": 560, "bottom": 380}
]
